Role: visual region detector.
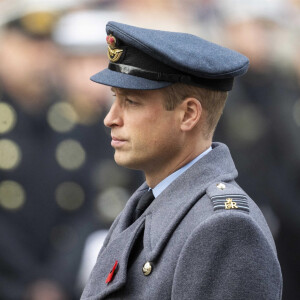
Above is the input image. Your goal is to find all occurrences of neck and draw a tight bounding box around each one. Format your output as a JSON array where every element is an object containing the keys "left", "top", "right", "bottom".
[{"left": 145, "top": 140, "right": 211, "bottom": 188}]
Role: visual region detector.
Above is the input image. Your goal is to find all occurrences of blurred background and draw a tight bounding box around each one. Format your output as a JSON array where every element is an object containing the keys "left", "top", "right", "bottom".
[{"left": 0, "top": 0, "right": 299, "bottom": 299}]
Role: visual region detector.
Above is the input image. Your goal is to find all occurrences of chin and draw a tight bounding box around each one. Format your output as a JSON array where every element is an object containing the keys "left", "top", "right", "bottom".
[{"left": 114, "top": 152, "right": 144, "bottom": 171}]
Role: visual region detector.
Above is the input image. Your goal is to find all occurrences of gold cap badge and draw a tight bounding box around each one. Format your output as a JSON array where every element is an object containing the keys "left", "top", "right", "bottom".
[{"left": 106, "top": 34, "right": 123, "bottom": 62}]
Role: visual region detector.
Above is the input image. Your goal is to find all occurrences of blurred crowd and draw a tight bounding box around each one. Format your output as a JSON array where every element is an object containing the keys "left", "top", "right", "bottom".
[{"left": 0, "top": 0, "right": 299, "bottom": 299}]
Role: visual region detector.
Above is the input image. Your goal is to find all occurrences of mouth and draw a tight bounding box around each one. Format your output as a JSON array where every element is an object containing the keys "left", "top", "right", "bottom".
[{"left": 111, "top": 136, "right": 126, "bottom": 148}]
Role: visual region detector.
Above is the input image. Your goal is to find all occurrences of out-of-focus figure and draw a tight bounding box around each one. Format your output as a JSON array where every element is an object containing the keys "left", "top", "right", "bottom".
[
  {"left": 213, "top": 1, "right": 300, "bottom": 299},
  {"left": 0, "top": 5, "right": 142, "bottom": 300}
]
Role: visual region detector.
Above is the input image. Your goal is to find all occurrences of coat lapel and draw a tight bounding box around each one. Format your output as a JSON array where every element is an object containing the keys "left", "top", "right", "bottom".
[
  {"left": 82, "top": 183, "right": 150, "bottom": 300},
  {"left": 81, "top": 216, "right": 146, "bottom": 300},
  {"left": 100, "top": 183, "right": 148, "bottom": 250},
  {"left": 116, "top": 183, "right": 148, "bottom": 232}
]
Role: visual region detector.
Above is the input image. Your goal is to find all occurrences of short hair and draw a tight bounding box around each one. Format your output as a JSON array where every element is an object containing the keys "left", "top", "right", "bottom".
[{"left": 161, "top": 83, "right": 228, "bottom": 138}]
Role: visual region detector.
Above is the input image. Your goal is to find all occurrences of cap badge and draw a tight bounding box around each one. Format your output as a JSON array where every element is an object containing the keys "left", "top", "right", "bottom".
[{"left": 106, "top": 34, "right": 123, "bottom": 62}]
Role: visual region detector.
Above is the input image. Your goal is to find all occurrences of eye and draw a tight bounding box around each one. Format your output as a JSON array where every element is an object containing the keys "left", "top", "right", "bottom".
[{"left": 125, "top": 98, "right": 137, "bottom": 105}]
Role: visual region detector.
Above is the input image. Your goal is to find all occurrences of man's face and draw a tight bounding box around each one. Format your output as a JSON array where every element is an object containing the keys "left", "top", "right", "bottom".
[{"left": 104, "top": 88, "right": 183, "bottom": 174}]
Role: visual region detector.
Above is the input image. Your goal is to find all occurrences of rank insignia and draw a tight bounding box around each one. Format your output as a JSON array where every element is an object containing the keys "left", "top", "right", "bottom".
[
  {"left": 106, "top": 34, "right": 123, "bottom": 62},
  {"left": 105, "top": 260, "right": 119, "bottom": 284},
  {"left": 225, "top": 198, "right": 238, "bottom": 209},
  {"left": 211, "top": 194, "right": 249, "bottom": 213}
]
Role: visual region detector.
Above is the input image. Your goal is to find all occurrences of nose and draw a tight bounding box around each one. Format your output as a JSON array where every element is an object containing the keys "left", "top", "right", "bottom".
[{"left": 104, "top": 101, "right": 123, "bottom": 128}]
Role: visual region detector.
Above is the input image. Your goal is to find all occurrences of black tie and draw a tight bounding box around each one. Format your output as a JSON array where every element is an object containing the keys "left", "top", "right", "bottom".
[{"left": 134, "top": 189, "right": 155, "bottom": 221}]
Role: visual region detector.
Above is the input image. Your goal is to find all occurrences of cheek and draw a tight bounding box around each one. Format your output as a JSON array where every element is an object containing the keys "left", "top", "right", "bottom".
[
  {"left": 147, "top": 121, "right": 179, "bottom": 151},
  {"left": 126, "top": 109, "right": 179, "bottom": 153}
]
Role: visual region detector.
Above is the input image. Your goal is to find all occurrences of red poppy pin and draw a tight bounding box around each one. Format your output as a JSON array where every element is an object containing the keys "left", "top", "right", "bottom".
[{"left": 105, "top": 260, "right": 119, "bottom": 284}]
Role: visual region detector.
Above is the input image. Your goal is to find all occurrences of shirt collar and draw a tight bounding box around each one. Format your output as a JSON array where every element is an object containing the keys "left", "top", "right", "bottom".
[{"left": 152, "top": 146, "right": 212, "bottom": 198}]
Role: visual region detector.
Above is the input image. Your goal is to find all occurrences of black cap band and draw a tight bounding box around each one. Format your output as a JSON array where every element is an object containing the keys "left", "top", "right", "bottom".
[{"left": 108, "top": 62, "right": 233, "bottom": 91}]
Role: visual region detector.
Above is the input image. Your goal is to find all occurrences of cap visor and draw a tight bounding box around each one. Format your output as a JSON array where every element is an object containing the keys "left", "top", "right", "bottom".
[{"left": 90, "top": 68, "right": 172, "bottom": 90}]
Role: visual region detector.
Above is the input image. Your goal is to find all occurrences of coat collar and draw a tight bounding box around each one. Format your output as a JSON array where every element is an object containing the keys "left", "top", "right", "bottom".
[{"left": 142, "top": 142, "right": 237, "bottom": 261}]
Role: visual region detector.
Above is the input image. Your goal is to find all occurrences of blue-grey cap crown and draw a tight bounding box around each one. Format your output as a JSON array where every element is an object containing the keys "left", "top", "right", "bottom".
[{"left": 106, "top": 22, "right": 249, "bottom": 79}]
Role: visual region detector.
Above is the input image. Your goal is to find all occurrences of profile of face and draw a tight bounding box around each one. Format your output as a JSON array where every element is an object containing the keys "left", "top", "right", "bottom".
[{"left": 104, "top": 88, "right": 184, "bottom": 174}]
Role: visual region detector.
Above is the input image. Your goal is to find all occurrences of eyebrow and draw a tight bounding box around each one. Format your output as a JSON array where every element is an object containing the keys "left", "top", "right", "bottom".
[{"left": 110, "top": 87, "right": 144, "bottom": 98}]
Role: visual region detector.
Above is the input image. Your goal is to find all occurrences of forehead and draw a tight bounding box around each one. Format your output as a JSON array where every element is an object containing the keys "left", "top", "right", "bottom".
[{"left": 111, "top": 87, "right": 165, "bottom": 99}]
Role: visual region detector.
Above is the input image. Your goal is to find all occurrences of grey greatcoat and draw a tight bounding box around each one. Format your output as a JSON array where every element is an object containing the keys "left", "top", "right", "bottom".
[{"left": 81, "top": 143, "right": 282, "bottom": 300}]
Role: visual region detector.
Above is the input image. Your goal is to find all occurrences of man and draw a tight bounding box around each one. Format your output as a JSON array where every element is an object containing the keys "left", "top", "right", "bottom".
[{"left": 81, "top": 22, "right": 282, "bottom": 300}]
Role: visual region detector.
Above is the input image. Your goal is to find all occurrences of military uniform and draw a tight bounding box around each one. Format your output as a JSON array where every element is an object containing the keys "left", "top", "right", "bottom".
[
  {"left": 82, "top": 143, "right": 282, "bottom": 299},
  {"left": 81, "top": 22, "right": 282, "bottom": 299}
]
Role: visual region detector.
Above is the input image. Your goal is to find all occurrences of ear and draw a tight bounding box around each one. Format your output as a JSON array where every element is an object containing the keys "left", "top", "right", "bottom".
[{"left": 179, "top": 97, "right": 202, "bottom": 131}]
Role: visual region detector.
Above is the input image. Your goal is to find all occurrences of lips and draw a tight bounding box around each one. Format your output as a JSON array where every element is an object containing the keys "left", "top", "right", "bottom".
[{"left": 111, "top": 135, "right": 126, "bottom": 148}]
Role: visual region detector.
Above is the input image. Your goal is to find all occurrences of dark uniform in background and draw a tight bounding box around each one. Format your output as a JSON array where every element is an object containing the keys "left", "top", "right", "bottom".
[
  {"left": 0, "top": 13, "right": 142, "bottom": 300},
  {"left": 215, "top": 66, "right": 300, "bottom": 300}
]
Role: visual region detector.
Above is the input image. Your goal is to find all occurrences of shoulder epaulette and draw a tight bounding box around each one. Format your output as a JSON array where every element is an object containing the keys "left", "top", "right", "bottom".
[{"left": 206, "top": 182, "right": 249, "bottom": 213}]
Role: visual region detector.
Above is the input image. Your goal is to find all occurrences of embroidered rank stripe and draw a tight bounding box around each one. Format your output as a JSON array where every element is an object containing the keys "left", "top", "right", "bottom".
[
  {"left": 211, "top": 195, "right": 249, "bottom": 212},
  {"left": 211, "top": 194, "right": 247, "bottom": 200}
]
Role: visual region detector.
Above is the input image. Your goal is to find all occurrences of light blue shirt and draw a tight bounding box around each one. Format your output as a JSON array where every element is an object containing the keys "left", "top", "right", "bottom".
[{"left": 151, "top": 147, "right": 212, "bottom": 198}]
